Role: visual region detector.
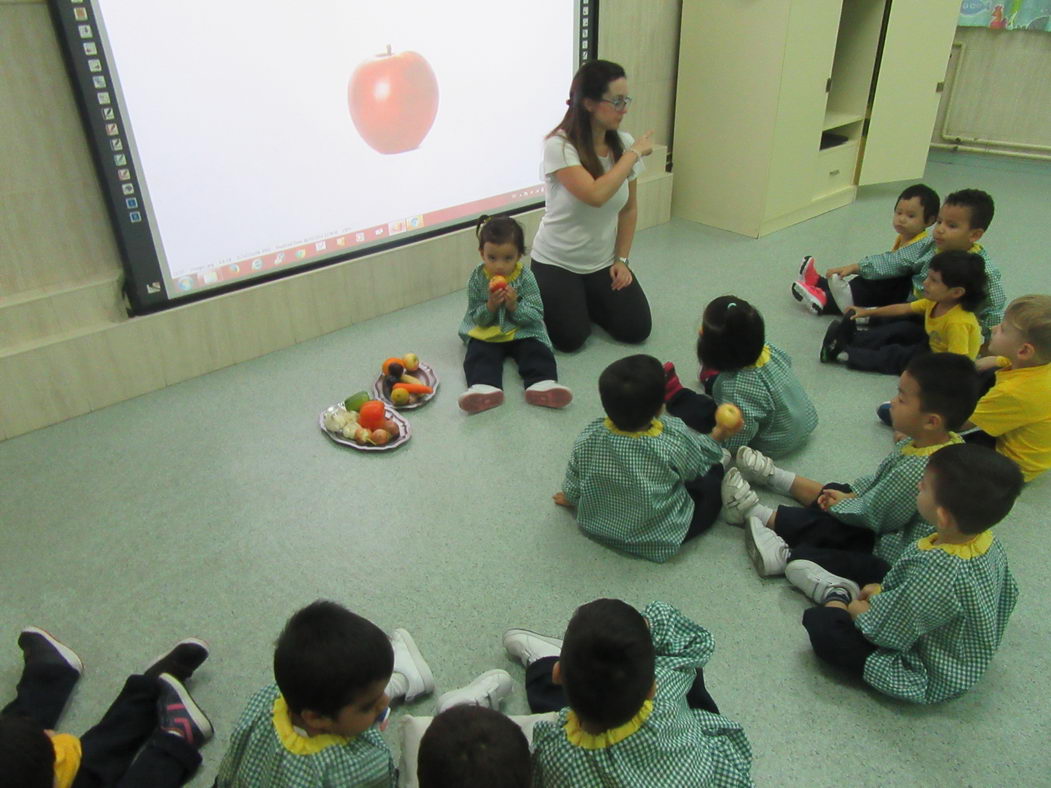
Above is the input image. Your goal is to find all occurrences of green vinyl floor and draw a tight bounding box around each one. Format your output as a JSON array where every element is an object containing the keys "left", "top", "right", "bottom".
[{"left": 2, "top": 151, "right": 1049, "bottom": 786}]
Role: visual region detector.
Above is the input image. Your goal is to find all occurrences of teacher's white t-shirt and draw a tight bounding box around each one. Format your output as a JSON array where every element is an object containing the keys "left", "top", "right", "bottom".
[{"left": 531, "top": 130, "right": 644, "bottom": 274}]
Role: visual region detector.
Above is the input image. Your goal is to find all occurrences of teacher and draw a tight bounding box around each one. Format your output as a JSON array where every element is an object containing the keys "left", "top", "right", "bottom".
[{"left": 531, "top": 59, "right": 654, "bottom": 352}]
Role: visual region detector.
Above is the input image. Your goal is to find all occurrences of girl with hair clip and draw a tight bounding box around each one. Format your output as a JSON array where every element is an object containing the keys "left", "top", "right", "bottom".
[
  {"left": 530, "top": 59, "right": 655, "bottom": 352},
  {"left": 456, "top": 215, "right": 572, "bottom": 414},
  {"left": 664, "top": 295, "right": 818, "bottom": 463}
]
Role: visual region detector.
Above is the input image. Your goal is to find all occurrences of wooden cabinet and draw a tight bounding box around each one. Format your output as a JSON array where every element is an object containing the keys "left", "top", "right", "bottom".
[{"left": 672, "top": 0, "right": 960, "bottom": 237}]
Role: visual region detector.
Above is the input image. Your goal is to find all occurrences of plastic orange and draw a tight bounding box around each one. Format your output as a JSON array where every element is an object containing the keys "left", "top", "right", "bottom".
[
  {"left": 358, "top": 400, "right": 387, "bottom": 429},
  {"left": 381, "top": 357, "right": 405, "bottom": 375}
]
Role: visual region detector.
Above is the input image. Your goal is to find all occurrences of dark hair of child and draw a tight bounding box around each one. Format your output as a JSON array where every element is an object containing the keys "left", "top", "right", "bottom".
[
  {"left": 0, "top": 714, "right": 55, "bottom": 788},
  {"left": 926, "top": 444, "right": 1024, "bottom": 535},
  {"left": 417, "top": 705, "right": 531, "bottom": 788},
  {"left": 944, "top": 188, "right": 995, "bottom": 231},
  {"left": 898, "top": 183, "right": 941, "bottom": 223},
  {"left": 475, "top": 215, "right": 526, "bottom": 257},
  {"left": 273, "top": 600, "right": 393, "bottom": 718},
  {"left": 904, "top": 352, "right": 981, "bottom": 432},
  {"left": 927, "top": 250, "right": 987, "bottom": 312},
  {"left": 559, "top": 599, "right": 655, "bottom": 731},
  {"left": 598, "top": 355, "right": 665, "bottom": 432},
  {"left": 696, "top": 295, "right": 765, "bottom": 372},
  {"left": 549, "top": 59, "right": 628, "bottom": 179}
]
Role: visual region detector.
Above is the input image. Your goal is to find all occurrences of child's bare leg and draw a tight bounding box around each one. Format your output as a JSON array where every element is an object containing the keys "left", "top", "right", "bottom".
[{"left": 789, "top": 476, "right": 825, "bottom": 505}]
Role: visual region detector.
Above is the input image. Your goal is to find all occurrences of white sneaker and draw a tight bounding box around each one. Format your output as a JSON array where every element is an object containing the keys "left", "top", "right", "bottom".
[
  {"left": 458, "top": 384, "right": 504, "bottom": 414},
  {"left": 503, "top": 629, "right": 563, "bottom": 668},
  {"left": 720, "top": 467, "right": 758, "bottom": 525},
  {"left": 389, "top": 629, "right": 435, "bottom": 702},
  {"left": 827, "top": 274, "right": 855, "bottom": 313},
  {"left": 734, "top": 446, "right": 776, "bottom": 487},
  {"left": 525, "top": 380, "right": 572, "bottom": 409},
  {"left": 744, "top": 517, "right": 789, "bottom": 577},
  {"left": 785, "top": 560, "right": 860, "bottom": 605},
  {"left": 720, "top": 448, "right": 732, "bottom": 471},
  {"left": 435, "top": 669, "right": 513, "bottom": 714}
]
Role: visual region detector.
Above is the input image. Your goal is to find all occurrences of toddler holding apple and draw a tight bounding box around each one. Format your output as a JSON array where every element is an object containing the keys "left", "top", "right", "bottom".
[
  {"left": 456, "top": 215, "right": 572, "bottom": 414},
  {"left": 664, "top": 295, "right": 818, "bottom": 458},
  {"left": 554, "top": 354, "right": 742, "bottom": 562}
]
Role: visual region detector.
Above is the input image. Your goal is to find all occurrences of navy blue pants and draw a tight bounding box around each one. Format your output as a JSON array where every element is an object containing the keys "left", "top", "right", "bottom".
[
  {"left": 801, "top": 606, "right": 878, "bottom": 676},
  {"left": 844, "top": 318, "right": 928, "bottom": 376},
  {"left": 666, "top": 387, "right": 717, "bottom": 435},
  {"left": 774, "top": 483, "right": 877, "bottom": 557},
  {"left": 1, "top": 661, "right": 200, "bottom": 787},
  {"left": 463, "top": 337, "right": 558, "bottom": 389}
]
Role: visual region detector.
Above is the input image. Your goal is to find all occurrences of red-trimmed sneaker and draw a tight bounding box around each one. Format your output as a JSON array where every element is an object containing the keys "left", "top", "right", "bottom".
[
  {"left": 525, "top": 380, "right": 572, "bottom": 409},
  {"left": 157, "top": 673, "right": 213, "bottom": 748},
  {"left": 791, "top": 281, "right": 828, "bottom": 315},
  {"left": 798, "top": 255, "right": 819, "bottom": 287},
  {"left": 458, "top": 384, "right": 504, "bottom": 414}
]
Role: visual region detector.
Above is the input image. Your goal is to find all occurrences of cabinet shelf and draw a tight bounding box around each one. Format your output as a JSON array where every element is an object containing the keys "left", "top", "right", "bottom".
[{"left": 822, "top": 110, "right": 865, "bottom": 132}]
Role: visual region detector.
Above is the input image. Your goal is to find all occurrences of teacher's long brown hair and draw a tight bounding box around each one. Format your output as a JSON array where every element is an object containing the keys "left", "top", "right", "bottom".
[{"left": 548, "top": 60, "right": 627, "bottom": 180}]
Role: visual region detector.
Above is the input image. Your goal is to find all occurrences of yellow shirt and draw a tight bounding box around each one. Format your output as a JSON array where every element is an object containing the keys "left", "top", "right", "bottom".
[
  {"left": 52, "top": 733, "right": 82, "bottom": 788},
  {"left": 909, "top": 299, "right": 982, "bottom": 359},
  {"left": 970, "top": 362, "right": 1051, "bottom": 482},
  {"left": 892, "top": 229, "right": 927, "bottom": 252}
]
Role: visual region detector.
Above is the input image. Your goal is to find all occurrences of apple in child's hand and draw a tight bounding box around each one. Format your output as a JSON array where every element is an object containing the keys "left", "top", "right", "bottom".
[
  {"left": 489, "top": 276, "right": 508, "bottom": 293},
  {"left": 348, "top": 46, "right": 439, "bottom": 155},
  {"left": 715, "top": 403, "right": 743, "bottom": 430}
]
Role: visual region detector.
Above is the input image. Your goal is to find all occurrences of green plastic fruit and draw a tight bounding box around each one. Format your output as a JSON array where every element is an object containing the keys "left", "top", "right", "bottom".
[{"left": 344, "top": 390, "right": 371, "bottom": 412}]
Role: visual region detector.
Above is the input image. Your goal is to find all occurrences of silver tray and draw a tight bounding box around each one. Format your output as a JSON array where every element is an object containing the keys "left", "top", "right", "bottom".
[
  {"left": 318, "top": 403, "right": 411, "bottom": 452},
  {"left": 372, "top": 361, "right": 439, "bottom": 409}
]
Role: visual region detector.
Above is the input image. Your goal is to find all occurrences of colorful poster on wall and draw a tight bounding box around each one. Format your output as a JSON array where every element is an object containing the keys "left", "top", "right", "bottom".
[{"left": 959, "top": 0, "right": 1051, "bottom": 30}]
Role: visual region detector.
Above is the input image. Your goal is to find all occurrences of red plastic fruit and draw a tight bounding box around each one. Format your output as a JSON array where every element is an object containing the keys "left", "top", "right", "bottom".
[{"left": 358, "top": 400, "right": 387, "bottom": 430}]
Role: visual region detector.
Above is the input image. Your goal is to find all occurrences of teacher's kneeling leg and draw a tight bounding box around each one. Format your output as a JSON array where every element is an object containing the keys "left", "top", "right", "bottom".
[
  {"left": 532, "top": 259, "right": 593, "bottom": 352},
  {"left": 584, "top": 267, "right": 652, "bottom": 345}
]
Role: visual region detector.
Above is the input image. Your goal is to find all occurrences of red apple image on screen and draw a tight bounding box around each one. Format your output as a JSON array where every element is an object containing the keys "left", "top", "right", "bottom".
[{"left": 348, "top": 45, "right": 439, "bottom": 154}]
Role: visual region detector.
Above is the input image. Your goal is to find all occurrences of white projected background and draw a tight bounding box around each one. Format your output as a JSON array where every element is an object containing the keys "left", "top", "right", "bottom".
[{"left": 94, "top": 0, "right": 575, "bottom": 288}]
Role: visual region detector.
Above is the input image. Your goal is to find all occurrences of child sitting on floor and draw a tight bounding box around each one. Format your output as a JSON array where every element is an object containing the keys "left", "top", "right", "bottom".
[
  {"left": 962, "top": 294, "right": 1051, "bottom": 482},
  {"left": 820, "top": 250, "right": 987, "bottom": 374},
  {"left": 505, "top": 599, "right": 753, "bottom": 787},
  {"left": 554, "top": 354, "right": 742, "bottom": 563},
  {"left": 457, "top": 215, "right": 571, "bottom": 414},
  {"left": 0, "top": 628, "right": 211, "bottom": 788},
  {"left": 795, "top": 188, "right": 1005, "bottom": 339},
  {"left": 722, "top": 353, "right": 980, "bottom": 577},
  {"left": 215, "top": 600, "right": 434, "bottom": 787},
  {"left": 416, "top": 705, "right": 531, "bottom": 788},
  {"left": 793, "top": 183, "right": 940, "bottom": 315},
  {"left": 664, "top": 295, "right": 818, "bottom": 457},
  {"left": 786, "top": 443, "right": 1022, "bottom": 704}
]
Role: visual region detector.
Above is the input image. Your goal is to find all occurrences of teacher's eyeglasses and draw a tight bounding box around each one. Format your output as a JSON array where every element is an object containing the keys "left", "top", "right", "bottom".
[{"left": 599, "top": 96, "right": 633, "bottom": 111}]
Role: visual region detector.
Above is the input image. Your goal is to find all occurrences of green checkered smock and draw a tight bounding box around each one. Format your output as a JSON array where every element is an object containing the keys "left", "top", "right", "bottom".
[
  {"left": 857, "top": 237, "right": 1005, "bottom": 336},
  {"left": 563, "top": 416, "right": 724, "bottom": 563},
  {"left": 857, "top": 532, "right": 1017, "bottom": 704},
  {"left": 214, "top": 684, "right": 395, "bottom": 788},
  {"left": 828, "top": 435, "right": 962, "bottom": 563},
  {"left": 531, "top": 601, "right": 753, "bottom": 787},
  {"left": 712, "top": 344, "right": 818, "bottom": 458},
  {"left": 457, "top": 262, "right": 552, "bottom": 348}
]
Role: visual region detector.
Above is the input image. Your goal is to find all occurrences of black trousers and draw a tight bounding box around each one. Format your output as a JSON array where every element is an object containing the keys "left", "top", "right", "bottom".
[
  {"left": 817, "top": 275, "right": 914, "bottom": 315},
  {"left": 532, "top": 259, "right": 652, "bottom": 352},
  {"left": 1, "top": 661, "right": 200, "bottom": 788},
  {"left": 801, "top": 606, "right": 878, "bottom": 676},
  {"left": 789, "top": 546, "right": 891, "bottom": 588},
  {"left": 666, "top": 388, "right": 717, "bottom": 435},
  {"left": 774, "top": 483, "right": 877, "bottom": 557},
  {"left": 463, "top": 337, "right": 558, "bottom": 389},
  {"left": 525, "top": 656, "right": 720, "bottom": 716},
  {"left": 683, "top": 464, "right": 726, "bottom": 543},
  {"left": 845, "top": 318, "right": 928, "bottom": 376}
]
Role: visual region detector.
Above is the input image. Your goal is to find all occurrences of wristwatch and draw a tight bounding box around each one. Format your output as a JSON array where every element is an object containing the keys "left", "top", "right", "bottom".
[{"left": 615, "top": 256, "right": 630, "bottom": 266}]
